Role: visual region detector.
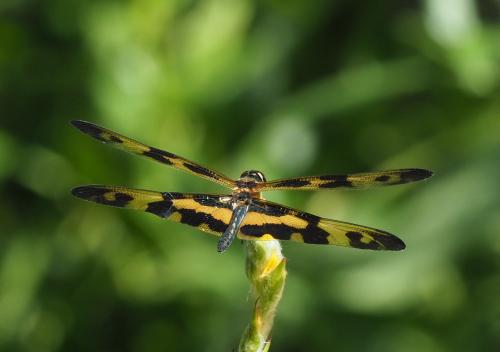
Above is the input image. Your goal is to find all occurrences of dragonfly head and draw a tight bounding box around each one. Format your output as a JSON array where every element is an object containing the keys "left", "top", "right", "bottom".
[
  {"left": 236, "top": 170, "right": 266, "bottom": 197},
  {"left": 239, "top": 170, "right": 267, "bottom": 183}
]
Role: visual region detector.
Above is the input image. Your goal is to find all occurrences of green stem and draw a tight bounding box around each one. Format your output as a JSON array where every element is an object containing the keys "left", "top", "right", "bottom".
[{"left": 238, "top": 240, "right": 287, "bottom": 352}]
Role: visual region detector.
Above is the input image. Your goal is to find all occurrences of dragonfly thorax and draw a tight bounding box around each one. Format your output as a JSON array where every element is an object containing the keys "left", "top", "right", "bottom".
[
  {"left": 231, "top": 191, "right": 252, "bottom": 208},
  {"left": 234, "top": 191, "right": 251, "bottom": 201}
]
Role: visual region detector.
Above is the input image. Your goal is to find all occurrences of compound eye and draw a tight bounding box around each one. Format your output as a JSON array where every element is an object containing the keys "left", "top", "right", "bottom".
[
  {"left": 255, "top": 171, "right": 266, "bottom": 182},
  {"left": 240, "top": 170, "right": 266, "bottom": 182},
  {"left": 240, "top": 170, "right": 250, "bottom": 179}
]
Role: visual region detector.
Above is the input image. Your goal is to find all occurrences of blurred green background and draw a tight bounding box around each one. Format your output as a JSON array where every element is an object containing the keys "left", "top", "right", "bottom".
[{"left": 1, "top": 0, "right": 500, "bottom": 351}]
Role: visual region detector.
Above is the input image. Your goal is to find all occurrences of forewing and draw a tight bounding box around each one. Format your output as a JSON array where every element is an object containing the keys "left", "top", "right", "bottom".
[
  {"left": 256, "top": 168, "right": 433, "bottom": 191},
  {"left": 72, "top": 185, "right": 233, "bottom": 237},
  {"left": 237, "top": 199, "right": 405, "bottom": 250},
  {"left": 71, "top": 120, "right": 237, "bottom": 188}
]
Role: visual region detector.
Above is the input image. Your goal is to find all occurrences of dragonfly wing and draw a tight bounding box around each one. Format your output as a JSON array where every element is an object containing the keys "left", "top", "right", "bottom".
[
  {"left": 256, "top": 168, "right": 433, "bottom": 191},
  {"left": 237, "top": 199, "right": 405, "bottom": 251},
  {"left": 71, "top": 120, "right": 237, "bottom": 188},
  {"left": 72, "top": 185, "right": 233, "bottom": 237}
]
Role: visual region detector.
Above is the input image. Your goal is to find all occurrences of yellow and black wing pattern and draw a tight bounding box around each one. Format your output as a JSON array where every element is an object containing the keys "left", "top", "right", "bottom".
[
  {"left": 71, "top": 185, "right": 404, "bottom": 250},
  {"left": 256, "top": 169, "right": 433, "bottom": 192},
  {"left": 238, "top": 199, "right": 405, "bottom": 250},
  {"left": 71, "top": 185, "right": 234, "bottom": 236},
  {"left": 70, "top": 120, "right": 237, "bottom": 189}
]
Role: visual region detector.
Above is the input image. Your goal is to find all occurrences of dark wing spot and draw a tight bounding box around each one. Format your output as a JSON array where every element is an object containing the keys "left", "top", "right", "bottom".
[
  {"left": 274, "top": 179, "right": 311, "bottom": 188},
  {"left": 72, "top": 186, "right": 107, "bottom": 200},
  {"left": 183, "top": 162, "right": 217, "bottom": 179},
  {"left": 375, "top": 175, "right": 390, "bottom": 182},
  {"left": 146, "top": 200, "right": 173, "bottom": 218},
  {"left": 297, "top": 216, "right": 329, "bottom": 244},
  {"left": 345, "top": 231, "right": 381, "bottom": 250},
  {"left": 296, "top": 211, "right": 322, "bottom": 224},
  {"left": 240, "top": 224, "right": 294, "bottom": 240},
  {"left": 71, "top": 186, "right": 133, "bottom": 207},
  {"left": 178, "top": 208, "right": 228, "bottom": 233},
  {"left": 108, "top": 135, "right": 123, "bottom": 143},
  {"left": 71, "top": 120, "right": 108, "bottom": 143},
  {"left": 370, "top": 232, "right": 406, "bottom": 250},
  {"left": 177, "top": 208, "right": 206, "bottom": 226},
  {"left": 345, "top": 230, "right": 405, "bottom": 250},
  {"left": 401, "top": 169, "right": 433, "bottom": 182},
  {"left": 150, "top": 147, "right": 177, "bottom": 159},
  {"left": 108, "top": 193, "right": 134, "bottom": 207},
  {"left": 318, "top": 175, "right": 353, "bottom": 188},
  {"left": 143, "top": 147, "right": 173, "bottom": 164},
  {"left": 301, "top": 223, "right": 330, "bottom": 244}
]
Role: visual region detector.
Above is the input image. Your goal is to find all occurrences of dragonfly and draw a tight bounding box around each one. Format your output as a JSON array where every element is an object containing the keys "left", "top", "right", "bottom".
[{"left": 71, "top": 120, "right": 433, "bottom": 253}]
